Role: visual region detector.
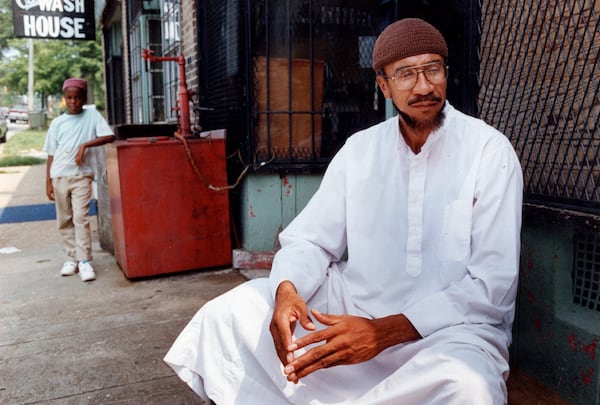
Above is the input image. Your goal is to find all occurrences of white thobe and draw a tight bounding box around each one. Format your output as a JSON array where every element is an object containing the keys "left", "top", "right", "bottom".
[{"left": 164, "top": 103, "right": 523, "bottom": 404}]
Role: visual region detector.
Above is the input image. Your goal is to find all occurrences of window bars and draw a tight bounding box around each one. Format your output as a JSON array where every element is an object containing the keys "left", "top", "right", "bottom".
[
  {"left": 573, "top": 230, "right": 600, "bottom": 312},
  {"left": 250, "top": 0, "right": 382, "bottom": 169}
]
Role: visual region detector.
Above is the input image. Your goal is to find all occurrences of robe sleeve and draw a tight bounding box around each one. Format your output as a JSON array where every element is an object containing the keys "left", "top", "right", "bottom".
[
  {"left": 403, "top": 142, "right": 523, "bottom": 340},
  {"left": 269, "top": 146, "right": 349, "bottom": 301}
]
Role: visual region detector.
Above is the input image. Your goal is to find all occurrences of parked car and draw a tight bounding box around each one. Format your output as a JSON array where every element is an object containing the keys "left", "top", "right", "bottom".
[
  {"left": 7, "top": 105, "right": 29, "bottom": 123},
  {"left": 0, "top": 114, "right": 7, "bottom": 143}
]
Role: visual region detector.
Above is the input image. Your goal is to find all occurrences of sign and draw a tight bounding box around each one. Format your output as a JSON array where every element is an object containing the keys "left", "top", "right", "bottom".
[{"left": 13, "top": 0, "right": 96, "bottom": 40}]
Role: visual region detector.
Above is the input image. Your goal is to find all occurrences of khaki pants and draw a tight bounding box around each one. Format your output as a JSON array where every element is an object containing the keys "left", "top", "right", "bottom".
[{"left": 52, "top": 175, "right": 93, "bottom": 262}]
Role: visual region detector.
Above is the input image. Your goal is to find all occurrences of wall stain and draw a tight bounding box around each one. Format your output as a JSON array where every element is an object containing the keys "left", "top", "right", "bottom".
[
  {"left": 526, "top": 289, "right": 542, "bottom": 332},
  {"left": 282, "top": 176, "right": 292, "bottom": 197},
  {"left": 581, "top": 367, "right": 594, "bottom": 386},
  {"left": 527, "top": 291, "right": 535, "bottom": 305},
  {"left": 567, "top": 335, "right": 598, "bottom": 361},
  {"left": 568, "top": 334, "right": 578, "bottom": 352},
  {"left": 580, "top": 339, "right": 598, "bottom": 360}
]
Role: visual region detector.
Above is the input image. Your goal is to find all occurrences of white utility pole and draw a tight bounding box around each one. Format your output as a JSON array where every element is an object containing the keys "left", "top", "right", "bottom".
[{"left": 27, "top": 38, "right": 34, "bottom": 111}]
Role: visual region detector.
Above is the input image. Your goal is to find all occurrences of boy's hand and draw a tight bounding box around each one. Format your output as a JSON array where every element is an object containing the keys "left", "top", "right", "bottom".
[
  {"left": 75, "top": 145, "right": 86, "bottom": 165},
  {"left": 46, "top": 181, "right": 55, "bottom": 201}
]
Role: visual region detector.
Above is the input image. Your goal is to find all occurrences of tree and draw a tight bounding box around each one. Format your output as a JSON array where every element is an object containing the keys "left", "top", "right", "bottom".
[
  {"left": 0, "top": 34, "right": 104, "bottom": 110},
  {"left": 0, "top": 0, "right": 13, "bottom": 57},
  {"left": 0, "top": 1, "right": 104, "bottom": 110},
  {"left": 0, "top": 40, "right": 28, "bottom": 96}
]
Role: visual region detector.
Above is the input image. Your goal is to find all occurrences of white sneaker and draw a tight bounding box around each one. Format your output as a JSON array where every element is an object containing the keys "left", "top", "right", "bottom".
[
  {"left": 60, "top": 261, "right": 77, "bottom": 276},
  {"left": 78, "top": 261, "right": 96, "bottom": 282}
]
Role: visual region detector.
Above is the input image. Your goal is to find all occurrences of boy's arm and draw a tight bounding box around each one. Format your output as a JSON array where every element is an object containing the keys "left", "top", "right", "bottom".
[
  {"left": 46, "top": 156, "right": 54, "bottom": 201},
  {"left": 75, "top": 135, "right": 115, "bottom": 166}
]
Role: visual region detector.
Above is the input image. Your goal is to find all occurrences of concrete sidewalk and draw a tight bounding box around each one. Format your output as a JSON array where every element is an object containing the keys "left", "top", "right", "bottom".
[{"left": 0, "top": 164, "right": 247, "bottom": 404}]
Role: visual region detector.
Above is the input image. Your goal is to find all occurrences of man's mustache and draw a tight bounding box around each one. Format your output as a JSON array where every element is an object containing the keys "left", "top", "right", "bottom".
[{"left": 408, "top": 95, "right": 443, "bottom": 106}]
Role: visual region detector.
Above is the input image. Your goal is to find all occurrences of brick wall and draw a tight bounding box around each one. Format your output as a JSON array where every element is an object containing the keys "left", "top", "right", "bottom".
[{"left": 180, "top": 1, "right": 198, "bottom": 125}]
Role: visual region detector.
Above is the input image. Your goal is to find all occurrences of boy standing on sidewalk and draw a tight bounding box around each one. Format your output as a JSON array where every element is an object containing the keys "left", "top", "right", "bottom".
[{"left": 44, "top": 78, "right": 114, "bottom": 282}]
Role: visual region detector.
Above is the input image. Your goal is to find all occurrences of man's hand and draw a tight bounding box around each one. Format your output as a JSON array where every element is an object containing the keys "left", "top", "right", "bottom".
[
  {"left": 283, "top": 311, "right": 421, "bottom": 383},
  {"left": 269, "top": 281, "right": 316, "bottom": 369},
  {"left": 282, "top": 310, "right": 383, "bottom": 383}
]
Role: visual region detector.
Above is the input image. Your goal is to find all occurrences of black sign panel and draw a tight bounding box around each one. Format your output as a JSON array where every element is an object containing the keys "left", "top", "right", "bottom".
[{"left": 12, "top": 0, "right": 96, "bottom": 40}]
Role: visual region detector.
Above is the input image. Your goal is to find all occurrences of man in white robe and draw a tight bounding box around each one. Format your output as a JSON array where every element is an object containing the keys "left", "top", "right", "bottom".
[{"left": 164, "top": 18, "right": 523, "bottom": 405}]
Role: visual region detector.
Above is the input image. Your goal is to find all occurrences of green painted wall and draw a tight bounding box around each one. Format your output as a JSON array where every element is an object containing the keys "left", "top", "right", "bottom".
[
  {"left": 514, "top": 205, "right": 600, "bottom": 404},
  {"left": 240, "top": 173, "right": 322, "bottom": 252}
]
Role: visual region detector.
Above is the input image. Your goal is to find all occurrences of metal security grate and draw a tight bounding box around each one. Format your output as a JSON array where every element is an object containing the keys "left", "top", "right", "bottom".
[
  {"left": 197, "top": 0, "right": 482, "bottom": 173},
  {"left": 478, "top": 1, "right": 600, "bottom": 212},
  {"left": 573, "top": 231, "right": 600, "bottom": 312},
  {"left": 196, "top": 0, "right": 247, "bottom": 169},
  {"left": 249, "top": 0, "right": 383, "bottom": 169}
]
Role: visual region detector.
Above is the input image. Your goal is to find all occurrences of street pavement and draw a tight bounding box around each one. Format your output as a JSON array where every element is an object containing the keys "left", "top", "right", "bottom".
[{"left": 0, "top": 163, "right": 249, "bottom": 404}]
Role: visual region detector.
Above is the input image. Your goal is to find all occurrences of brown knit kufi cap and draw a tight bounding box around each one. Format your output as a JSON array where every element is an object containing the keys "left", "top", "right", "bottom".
[{"left": 372, "top": 18, "right": 448, "bottom": 71}]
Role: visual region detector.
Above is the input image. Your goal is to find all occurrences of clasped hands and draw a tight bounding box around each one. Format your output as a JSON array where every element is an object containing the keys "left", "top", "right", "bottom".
[{"left": 269, "top": 281, "right": 386, "bottom": 384}]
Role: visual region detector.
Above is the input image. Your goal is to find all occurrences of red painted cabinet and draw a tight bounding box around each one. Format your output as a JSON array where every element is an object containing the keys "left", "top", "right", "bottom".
[{"left": 106, "top": 132, "right": 231, "bottom": 278}]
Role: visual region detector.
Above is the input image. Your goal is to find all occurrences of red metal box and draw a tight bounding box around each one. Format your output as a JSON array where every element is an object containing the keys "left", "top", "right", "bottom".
[{"left": 106, "top": 132, "right": 231, "bottom": 278}]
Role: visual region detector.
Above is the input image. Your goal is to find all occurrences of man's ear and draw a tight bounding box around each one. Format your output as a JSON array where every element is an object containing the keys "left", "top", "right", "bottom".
[{"left": 376, "top": 75, "right": 392, "bottom": 99}]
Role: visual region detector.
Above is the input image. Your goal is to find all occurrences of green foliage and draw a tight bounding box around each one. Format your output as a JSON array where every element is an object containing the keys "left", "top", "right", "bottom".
[
  {"left": 1, "top": 129, "right": 46, "bottom": 157},
  {"left": 0, "top": 28, "right": 104, "bottom": 108},
  {"left": 0, "top": 0, "right": 13, "bottom": 56},
  {"left": 33, "top": 33, "right": 104, "bottom": 102},
  {"left": 0, "top": 155, "right": 45, "bottom": 167},
  {"left": 1, "top": 39, "right": 29, "bottom": 95}
]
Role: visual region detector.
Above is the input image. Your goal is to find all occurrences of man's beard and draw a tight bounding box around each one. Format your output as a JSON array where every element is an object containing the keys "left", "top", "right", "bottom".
[{"left": 394, "top": 96, "right": 445, "bottom": 132}]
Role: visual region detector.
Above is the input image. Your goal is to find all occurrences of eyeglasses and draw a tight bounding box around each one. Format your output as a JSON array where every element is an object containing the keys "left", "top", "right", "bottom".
[{"left": 380, "top": 61, "right": 448, "bottom": 90}]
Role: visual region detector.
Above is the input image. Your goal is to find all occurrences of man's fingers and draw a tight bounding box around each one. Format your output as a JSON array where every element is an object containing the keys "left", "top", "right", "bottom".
[
  {"left": 270, "top": 324, "right": 287, "bottom": 364},
  {"left": 286, "top": 337, "right": 332, "bottom": 373},
  {"left": 310, "top": 309, "right": 337, "bottom": 325},
  {"left": 270, "top": 315, "right": 293, "bottom": 365},
  {"left": 288, "top": 326, "right": 331, "bottom": 351},
  {"left": 285, "top": 350, "right": 342, "bottom": 381},
  {"left": 270, "top": 309, "right": 302, "bottom": 366},
  {"left": 299, "top": 313, "right": 316, "bottom": 331}
]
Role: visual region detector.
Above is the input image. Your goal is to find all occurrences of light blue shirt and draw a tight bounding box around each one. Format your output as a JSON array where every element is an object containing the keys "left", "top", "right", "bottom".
[{"left": 44, "top": 106, "right": 113, "bottom": 178}]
